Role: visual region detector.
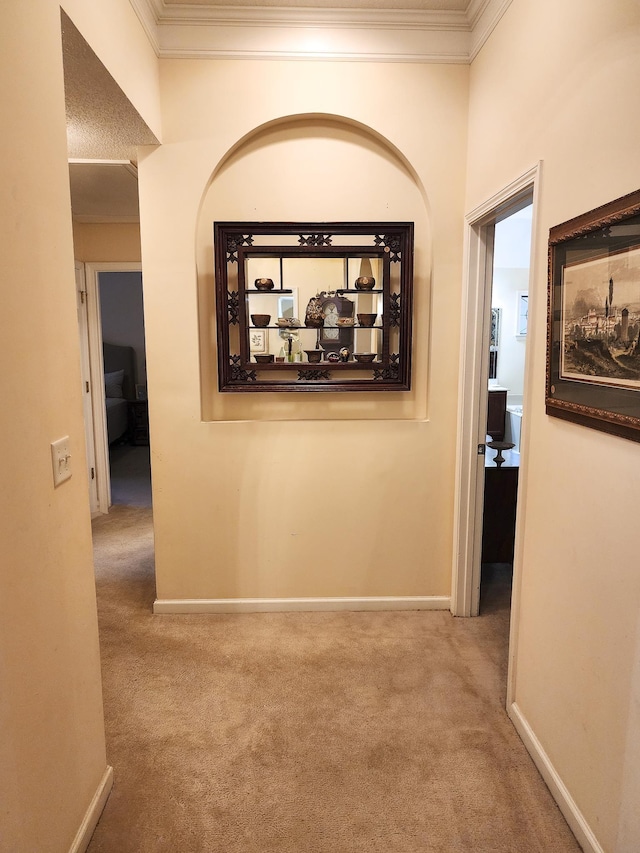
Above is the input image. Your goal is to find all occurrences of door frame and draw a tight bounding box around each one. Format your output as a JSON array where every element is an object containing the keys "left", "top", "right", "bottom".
[
  {"left": 75, "top": 261, "right": 100, "bottom": 514},
  {"left": 85, "top": 261, "right": 143, "bottom": 513},
  {"left": 452, "top": 163, "right": 541, "bottom": 620}
]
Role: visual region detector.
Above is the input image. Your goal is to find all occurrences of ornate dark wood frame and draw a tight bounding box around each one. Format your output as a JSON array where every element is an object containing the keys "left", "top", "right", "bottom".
[
  {"left": 546, "top": 188, "right": 640, "bottom": 442},
  {"left": 214, "top": 221, "right": 414, "bottom": 392}
]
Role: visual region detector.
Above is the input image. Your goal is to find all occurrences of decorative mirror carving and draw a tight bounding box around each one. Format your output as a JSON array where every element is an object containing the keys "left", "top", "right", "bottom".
[{"left": 214, "top": 221, "right": 414, "bottom": 392}]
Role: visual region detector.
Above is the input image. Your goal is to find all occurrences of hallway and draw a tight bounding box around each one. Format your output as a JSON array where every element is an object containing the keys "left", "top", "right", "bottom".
[{"left": 88, "top": 507, "right": 578, "bottom": 852}]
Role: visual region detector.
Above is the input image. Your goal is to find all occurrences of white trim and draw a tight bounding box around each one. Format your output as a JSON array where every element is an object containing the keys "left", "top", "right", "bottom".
[
  {"left": 452, "top": 163, "right": 540, "bottom": 618},
  {"left": 506, "top": 167, "right": 542, "bottom": 707},
  {"left": 129, "top": 0, "right": 160, "bottom": 54},
  {"left": 73, "top": 215, "right": 140, "bottom": 224},
  {"left": 68, "top": 766, "right": 113, "bottom": 853},
  {"left": 508, "top": 703, "right": 604, "bottom": 853},
  {"left": 156, "top": 46, "right": 470, "bottom": 65},
  {"left": 129, "top": 0, "right": 512, "bottom": 63},
  {"left": 450, "top": 217, "right": 494, "bottom": 617},
  {"left": 156, "top": 22, "right": 470, "bottom": 64},
  {"left": 469, "top": 0, "right": 513, "bottom": 60},
  {"left": 75, "top": 262, "right": 99, "bottom": 515},
  {"left": 85, "top": 265, "right": 109, "bottom": 514},
  {"left": 466, "top": 165, "right": 539, "bottom": 225},
  {"left": 158, "top": 7, "right": 469, "bottom": 29},
  {"left": 68, "top": 159, "right": 138, "bottom": 177},
  {"left": 153, "top": 596, "right": 450, "bottom": 614}
]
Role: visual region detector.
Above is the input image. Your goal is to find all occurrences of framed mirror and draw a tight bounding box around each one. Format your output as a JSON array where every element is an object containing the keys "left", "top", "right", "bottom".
[{"left": 214, "top": 221, "right": 414, "bottom": 392}]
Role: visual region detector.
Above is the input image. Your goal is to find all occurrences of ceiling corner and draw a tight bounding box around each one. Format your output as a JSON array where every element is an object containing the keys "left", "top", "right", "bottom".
[
  {"left": 468, "top": 0, "right": 512, "bottom": 60},
  {"left": 129, "top": 0, "right": 161, "bottom": 55},
  {"left": 129, "top": 0, "right": 511, "bottom": 63}
]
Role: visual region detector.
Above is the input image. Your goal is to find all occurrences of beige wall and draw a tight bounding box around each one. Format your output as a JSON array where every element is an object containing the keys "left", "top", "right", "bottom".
[
  {"left": 140, "top": 60, "right": 468, "bottom": 601},
  {"left": 0, "top": 3, "right": 109, "bottom": 851},
  {"left": 467, "top": 1, "right": 640, "bottom": 849},
  {"left": 73, "top": 221, "right": 142, "bottom": 262},
  {"left": 7, "top": 1, "right": 635, "bottom": 847}
]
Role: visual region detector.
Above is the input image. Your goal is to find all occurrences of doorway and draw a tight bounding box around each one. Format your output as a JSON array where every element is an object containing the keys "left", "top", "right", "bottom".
[
  {"left": 480, "top": 203, "right": 532, "bottom": 610},
  {"left": 83, "top": 262, "right": 152, "bottom": 511},
  {"left": 453, "top": 165, "right": 540, "bottom": 623},
  {"left": 100, "top": 268, "right": 151, "bottom": 508}
]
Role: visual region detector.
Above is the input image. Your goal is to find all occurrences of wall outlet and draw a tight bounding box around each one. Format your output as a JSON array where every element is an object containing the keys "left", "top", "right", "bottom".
[{"left": 51, "top": 436, "right": 72, "bottom": 487}]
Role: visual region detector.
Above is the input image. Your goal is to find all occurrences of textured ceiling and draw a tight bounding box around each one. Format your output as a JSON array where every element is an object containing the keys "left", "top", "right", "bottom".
[
  {"left": 61, "top": 11, "right": 157, "bottom": 221},
  {"left": 61, "top": 11, "right": 158, "bottom": 165},
  {"left": 60, "top": 0, "right": 489, "bottom": 220},
  {"left": 68, "top": 162, "right": 141, "bottom": 222}
]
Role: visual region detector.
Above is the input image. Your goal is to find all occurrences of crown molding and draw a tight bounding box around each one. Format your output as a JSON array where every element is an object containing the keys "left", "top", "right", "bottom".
[
  {"left": 144, "top": 3, "right": 469, "bottom": 29},
  {"left": 130, "top": 0, "right": 161, "bottom": 53},
  {"left": 130, "top": 0, "right": 511, "bottom": 63},
  {"left": 468, "top": 0, "right": 512, "bottom": 60},
  {"left": 73, "top": 214, "right": 141, "bottom": 223}
]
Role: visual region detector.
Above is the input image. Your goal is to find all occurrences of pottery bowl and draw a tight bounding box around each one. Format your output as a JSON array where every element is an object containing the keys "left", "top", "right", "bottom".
[
  {"left": 354, "top": 353, "right": 376, "bottom": 363},
  {"left": 251, "top": 314, "right": 271, "bottom": 327},
  {"left": 304, "top": 350, "right": 323, "bottom": 363},
  {"left": 254, "top": 354, "right": 274, "bottom": 364},
  {"left": 337, "top": 317, "right": 355, "bottom": 327},
  {"left": 357, "top": 313, "right": 377, "bottom": 327},
  {"left": 254, "top": 278, "right": 274, "bottom": 291},
  {"left": 355, "top": 276, "right": 375, "bottom": 291}
]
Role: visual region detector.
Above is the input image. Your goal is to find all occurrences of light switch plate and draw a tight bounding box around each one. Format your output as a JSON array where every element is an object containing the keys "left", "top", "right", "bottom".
[{"left": 51, "top": 436, "right": 72, "bottom": 487}]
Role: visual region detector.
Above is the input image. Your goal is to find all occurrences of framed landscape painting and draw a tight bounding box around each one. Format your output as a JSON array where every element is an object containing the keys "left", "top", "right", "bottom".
[{"left": 546, "top": 188, "right": 640, "bottom": 442}]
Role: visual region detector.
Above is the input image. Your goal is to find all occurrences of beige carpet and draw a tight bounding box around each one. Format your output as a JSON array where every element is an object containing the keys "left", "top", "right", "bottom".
[{"left": 88, "top": 505, "right": 580, "bottom": 853}]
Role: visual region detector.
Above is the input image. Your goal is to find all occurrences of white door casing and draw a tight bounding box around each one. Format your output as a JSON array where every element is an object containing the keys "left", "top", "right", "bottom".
[
  {"left": 452, "top": 164, "right": 540, "bottom": 662},
  {"left": 75, "top": 262, "right": 100, "bottom": 514}
]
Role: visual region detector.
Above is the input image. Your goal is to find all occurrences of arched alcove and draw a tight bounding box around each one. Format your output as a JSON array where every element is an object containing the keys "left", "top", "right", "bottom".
[{"left": 195, "top": 113, "right": 432, "bottom": 421}]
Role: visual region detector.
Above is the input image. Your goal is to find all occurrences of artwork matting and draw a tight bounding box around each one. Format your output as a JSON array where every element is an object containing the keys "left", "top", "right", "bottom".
[
  {"left": 546, "top": 188, "right": 640, "bottom": 442},
  {"left": 516, "top": 291, "right": 528, "bottom": 337},
  {"left": 249, "top": 328, "right": 267, "bottom": 354}
]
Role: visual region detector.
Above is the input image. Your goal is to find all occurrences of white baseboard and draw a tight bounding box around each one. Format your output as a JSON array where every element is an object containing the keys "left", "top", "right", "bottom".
[
  {"left": 153, "top": 595, "right": 450, "bottom": 614},
  {"left": 68, "top": 765, "right": 113, "bottom": 853},
  {"left": 508, "top": 702, "right": 604, "bottom": 853}
]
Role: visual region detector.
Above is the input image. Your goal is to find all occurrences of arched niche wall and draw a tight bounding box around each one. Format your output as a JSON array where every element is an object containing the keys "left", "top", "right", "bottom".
[{"left": 195, "top": 113, "right": 432, "bottom": 422}]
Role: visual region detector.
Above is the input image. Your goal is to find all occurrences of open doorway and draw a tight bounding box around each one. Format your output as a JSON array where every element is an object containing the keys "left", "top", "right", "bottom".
[
  {"left": 62, "top": 7, "right": 158, "bottom": 517},
  {"left": 83, "top": 263, "right": 152, "bottom": 511},
  {"left": 453, "top": 165, "right": 539, "bottom": 622},
  {"left": 480, "top": 203, "right": 532, "bottom": 611},
  {"left": 99, "top": 269, "right": 151, "bottom": 508}
]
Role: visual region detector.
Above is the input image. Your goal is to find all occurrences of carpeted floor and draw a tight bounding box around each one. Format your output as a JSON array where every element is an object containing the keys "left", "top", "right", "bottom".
[
  {"left": 88, "top": 506, "right": 580, "bottom": 853},
  {"left": 109, "top": 444, "right": 152, "bottom": 507}
]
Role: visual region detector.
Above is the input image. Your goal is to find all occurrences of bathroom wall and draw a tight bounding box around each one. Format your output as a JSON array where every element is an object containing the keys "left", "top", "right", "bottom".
[{"left": 491, "top": 204, "right": 532, "bottom": 403}]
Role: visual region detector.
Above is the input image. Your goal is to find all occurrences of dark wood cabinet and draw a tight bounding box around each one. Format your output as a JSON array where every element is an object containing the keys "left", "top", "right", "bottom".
[
  {"left": 129, "top": 400, "right": 149, "bottom": 446},
  {"left": 482, "top": 463, "right": 518, "bottom": 563},
  {"left": 487, "top": 388, "right": 507, "bottom": 440}
]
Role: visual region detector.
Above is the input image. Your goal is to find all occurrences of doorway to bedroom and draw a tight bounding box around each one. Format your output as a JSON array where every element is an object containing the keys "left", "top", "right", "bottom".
[
  {"left": 99, "top": 269, "right": 152, "bottom": 509},
  {"left": 83, "top": 262, "right": 152, "bottom": 513}
]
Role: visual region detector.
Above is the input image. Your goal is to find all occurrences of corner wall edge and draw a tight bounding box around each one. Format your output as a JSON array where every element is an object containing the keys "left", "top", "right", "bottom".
[
  {"left": 508, "top": 702, "right": 604, "bottom": 853},
  {"left": 68, "top": 765, "right": 114, "bottom": 853}
]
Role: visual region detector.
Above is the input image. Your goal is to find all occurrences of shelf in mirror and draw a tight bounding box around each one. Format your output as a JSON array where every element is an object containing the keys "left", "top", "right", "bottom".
[
  {"left": 214, "top": 220, "right": 413, "bottom": 392},
  {"left": 250, "top": 361, "right": 383, "bottom": 368},
  {"left": 248, "top": 325, "right": 384, "bottom": 330}
]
